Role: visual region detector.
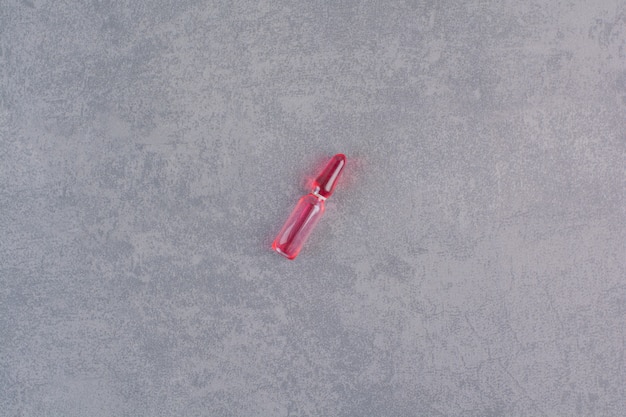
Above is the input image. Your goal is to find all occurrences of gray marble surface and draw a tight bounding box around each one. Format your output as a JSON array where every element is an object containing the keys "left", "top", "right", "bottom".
[{"left": 1, "top": 1, "right": 625, "bottom": 416}]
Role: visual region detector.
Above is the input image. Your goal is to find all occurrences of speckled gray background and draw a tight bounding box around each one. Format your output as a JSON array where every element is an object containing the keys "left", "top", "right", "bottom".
[{"left": 1, "top": 0, "right": 625, "bottom": 416}]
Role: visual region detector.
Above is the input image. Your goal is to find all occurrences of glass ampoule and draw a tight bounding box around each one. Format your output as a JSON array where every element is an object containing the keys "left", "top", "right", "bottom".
[{"left": 272, "top": 154, "right": 346, "bottom": 260}]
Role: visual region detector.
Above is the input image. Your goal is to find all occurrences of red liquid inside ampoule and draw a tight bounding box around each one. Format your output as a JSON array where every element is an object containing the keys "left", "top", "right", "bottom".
[
  {"left": 272, "top": 194, "right": 325, "bottom": 259},
  {"left": 272, "top": 154, "right": 346, "bottom": 260}
]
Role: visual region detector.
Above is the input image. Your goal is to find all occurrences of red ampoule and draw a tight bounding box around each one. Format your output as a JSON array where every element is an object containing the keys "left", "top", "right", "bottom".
[{"left": 272, "top": 154, "right": 346, "bottom": 260}]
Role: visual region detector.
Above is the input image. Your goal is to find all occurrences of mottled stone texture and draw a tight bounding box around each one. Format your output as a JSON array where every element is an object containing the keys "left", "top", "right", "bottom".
[{"left": 1, "top": 0, "right": 625, "bottom": 416}]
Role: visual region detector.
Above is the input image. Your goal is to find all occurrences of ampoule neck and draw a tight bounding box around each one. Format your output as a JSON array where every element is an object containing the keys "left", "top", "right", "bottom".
[{"left": 310, "top": 188, "right": 327, "bottom": 201}]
